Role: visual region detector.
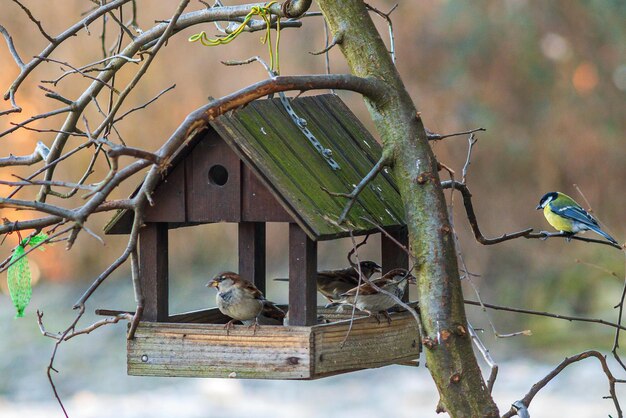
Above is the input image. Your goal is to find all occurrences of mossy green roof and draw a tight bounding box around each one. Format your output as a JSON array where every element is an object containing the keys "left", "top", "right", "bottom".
[
  {"left": 210, "top": 94, "right": 404, "bottom": 237},
  {"left": 105, "top": 94, "right": 405, "bottom": 239}
]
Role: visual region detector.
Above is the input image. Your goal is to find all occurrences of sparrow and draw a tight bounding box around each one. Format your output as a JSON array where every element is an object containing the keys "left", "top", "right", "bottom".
[
  {"left": 274, "top": 260, "right": 382, "bottom": 302},
  {"left": 331, "top": 268, "right": 416, "bottom": 322},
  {"left": 207, "top": 271, "right": 285, "bottom": 331},
  {"left": 537, "top": 191, "right": 618, "bottom": 245}
]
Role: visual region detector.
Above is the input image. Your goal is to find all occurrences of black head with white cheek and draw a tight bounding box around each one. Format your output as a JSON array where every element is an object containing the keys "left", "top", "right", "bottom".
[{"left": 537, "top": 192, "right": 558, "bottom": 210}]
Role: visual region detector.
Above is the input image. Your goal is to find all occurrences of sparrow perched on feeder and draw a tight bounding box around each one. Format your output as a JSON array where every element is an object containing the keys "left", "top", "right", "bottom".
[
  {"left": 274, "top": 260, "right": 382, "bottom": 302},
  {"left": 331, "top": 268, "right": 416, "bottom": 322},
  {"left": 207, "top": 271, "right": 285, "bottom": 331},
  {"left": 536, "top": 191, "right": 618, "bottom": 245}
]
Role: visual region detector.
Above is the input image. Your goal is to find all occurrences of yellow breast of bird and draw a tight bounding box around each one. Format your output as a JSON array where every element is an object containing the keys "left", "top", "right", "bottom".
[{"left": 544, "top": 205, "right": 574, "bottom": 232}]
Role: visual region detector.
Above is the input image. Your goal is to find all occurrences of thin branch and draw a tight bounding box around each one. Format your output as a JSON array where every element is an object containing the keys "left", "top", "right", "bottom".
[
  {"left": 612, "top": 253, "right": 626, "bottom": 372},
  {"left": 323, "top": 154, "right": 391, "bottom": 223},
  {"left": 0, "top": 107, "right": 71, "bottom": 139},
  {"left": 111, "top": 84, "right": 176, "bottom": 124},
  {"left": 464, "top": 299, "right": 626, "bottom": 332},
  {"left": 90, "top": 0, "right": 189, "bottom": 140},
  {"left": 0, "top": 141, "right": 50, "bottom": 167},
  {"left": 467, "top": 323, "right": 498, "bottom": 393},
  {"left": 38, "top": 85, "right": 74, "bottom": 106},
  {"left": 4, "top": 0, "right": 132, "bottom": 100},
  {"left": 40, "top": 56, "right": 119, "bottom": 92},
  {"left": 0, "top": 24, "right": 25, "bottom": 70},
  {"left": 461, "top": 133, "right": 478, "bottom": 183},
  {"left": 426, "top": 127, "right": 486, "bottom": 141},
  {"left": 36, "top": 307, "right": 86, "bottom": 418},
  {"left": 526, "top": 230, "right": 623, "bottom": 250},
  {"left": 310, "top": 32, "right": 343, "bottom": 55},
  {"left": 441, "top": 180, "right": 535, "bottom": 244},
  {"left": 359, "top": 216, "right": 417, "bottom": 263},
  {"left": 127, "top": 248, "right": 144, "bottom": 339},
  {"left": 11, "top": 0, "right": 55, "bottom": 42},
  {"left": 501, "top": 350, "right": 623, "bottom": 418},
  {"left": 365, "top": 3, "right": 398, "bottom": 63},
  {"left": 0, "top": 178, "right": 93, "bottom": 191}
]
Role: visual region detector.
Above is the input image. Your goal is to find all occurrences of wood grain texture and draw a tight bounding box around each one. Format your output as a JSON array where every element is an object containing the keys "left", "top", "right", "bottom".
[
  {"left": 312, "top": 312, "right": 421, "bottom": 376},
  {"left": 186, "top": 130, "right": 241, "bottom": 223},
  {"left": 127, "top": 307, "right": 420, "bottom": 379},
  {"left": 238, "top": 222, "right": 266, "bottom": 294},
  {"left": 241, "top": 163, "right": 291, "bottom": 222},
  {"left": 144, "top": 160, "right": 186, "bottom": 223},
  {"left": 288, "top": 223, "right": 317, "bottom": 326},
  {"left": 128, "top": 321, "right": 313, "bottom": 379},
  {"left": 139, "top": 223, "right": 169, "bottom": 321}
]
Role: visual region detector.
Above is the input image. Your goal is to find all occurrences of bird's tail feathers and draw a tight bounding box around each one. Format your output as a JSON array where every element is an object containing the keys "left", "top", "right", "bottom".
[{"left": 589, "top": 225, "right": 618, "bottom": 245}]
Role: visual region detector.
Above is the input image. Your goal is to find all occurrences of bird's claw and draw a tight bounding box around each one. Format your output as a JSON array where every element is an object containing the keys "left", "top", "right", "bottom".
[{"left": 224, "top": 320, "right": 236, "bottom": 336}]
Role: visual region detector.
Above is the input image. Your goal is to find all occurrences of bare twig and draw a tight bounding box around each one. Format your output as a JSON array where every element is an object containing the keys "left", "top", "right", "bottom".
[
  {"left": 612, "top": 252, "right": 626, "bottom": 372},
  {"left": 112, "top": 84, "right": 176, "bottom": 124},
  {"left": 467, "top": 324, "right": 498, "bottom": 393},
  {"left": 501, "top": 350, "right": 623, "bottom": 418},
  {"left": 364, "top": 3, "right": 398, "bottom": 63},
  {"left": 461, "top": 133, "right": 478, "bottom": 183},
  {"left": 0, "top": 24, "right": 25, "bottom": 70},
  {"left": 0, "top": 141, "right": 50, "bottom": 167},
  {"left": 426, "top": 127, "right": 486, "bottom": 141},
  {"left": 441, "top": 180, "right": 534, "bottom": 244},
  {"left": 310, "top": 32, "right": 343, "bottom": 55},
  {"left": 322, "top": 154, "right": 391, "bottom": 223},
  {"left": 11, "top": 0, "right": 55, "bottom": 42},
  {"left": 128, "top": 248, "right": 144, "bottom": 339},
  {"left": 465, "top": 299, "right": 626, "bottom": 332}
]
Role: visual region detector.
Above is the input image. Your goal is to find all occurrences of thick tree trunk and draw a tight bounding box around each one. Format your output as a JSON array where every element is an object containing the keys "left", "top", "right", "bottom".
[{"left": 315, "top": 1, "right": 499, "bottom": 416}]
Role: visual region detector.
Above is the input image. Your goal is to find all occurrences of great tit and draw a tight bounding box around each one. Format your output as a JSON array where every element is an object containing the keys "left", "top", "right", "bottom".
[{"left": 536, "top": 191, "right": 618, "bottom": 245}]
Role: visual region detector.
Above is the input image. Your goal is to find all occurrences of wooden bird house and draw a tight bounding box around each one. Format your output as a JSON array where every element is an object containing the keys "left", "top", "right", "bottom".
[{"left": 104, "top": 94, "right": 420, "bottom": 379}]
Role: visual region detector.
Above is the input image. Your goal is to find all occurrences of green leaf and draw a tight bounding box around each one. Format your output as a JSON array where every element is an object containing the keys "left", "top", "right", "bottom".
[
  {"left": 7, "top": 233, "right": 48, "bottom": 318},
  {"left": 7, "top": 245, "right": 31, "bottom": 318}
]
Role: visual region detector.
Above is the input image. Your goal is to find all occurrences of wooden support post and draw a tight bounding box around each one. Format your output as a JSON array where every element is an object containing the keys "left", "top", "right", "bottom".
[
  {"left": 381, "top": 226, "right": 409, "bottom": 300},
  {"left": 139, "top": 223, "right": 169, "bottom": 322},
  {"left": 238, "top": 222, "right": 266, "bottom": 294},
  {"left": 288, "top": 223, "right": 317, "bottom": 326}
]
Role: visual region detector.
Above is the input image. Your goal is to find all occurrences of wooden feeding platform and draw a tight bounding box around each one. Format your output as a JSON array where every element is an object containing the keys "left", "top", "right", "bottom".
[
  {"left": 104, "top": 94, "right": 420, "bottom": 379},
  {"left": 127, "top": 306, "right": 420, "bottom": 379}
]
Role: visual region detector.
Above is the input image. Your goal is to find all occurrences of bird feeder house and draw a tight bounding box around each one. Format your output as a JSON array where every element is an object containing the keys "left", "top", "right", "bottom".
[{"left": 104, "top": 94, "right": 420, "bottom": 379}]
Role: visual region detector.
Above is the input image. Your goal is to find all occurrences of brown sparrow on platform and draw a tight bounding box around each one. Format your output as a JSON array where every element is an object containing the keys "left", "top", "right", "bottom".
[
  {"left": 274, "top": 261, "right": 382, "bottom": 303},
  {"left": 332, "top": 268, "right": 416, "bottom": 323},
  {"left": 207, "top": 272, "right": 285, "bottom": 332}
]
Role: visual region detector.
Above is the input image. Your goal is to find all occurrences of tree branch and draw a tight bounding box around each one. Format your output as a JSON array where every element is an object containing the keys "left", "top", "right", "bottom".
[
  {"left": 441, "top": 180, "right": 534, "bottom": 244},
  {"left": 501, "top": 350, "right": 623, "bottom": 418},
  {"left": 465, "top": 299, "right": 626, "bottom": 332},
  {"left": 322, "top": 153, "right": 391, "bottom": 223},
  {"left": 0, "top": 141, "right": 50, "bottom": 167}
]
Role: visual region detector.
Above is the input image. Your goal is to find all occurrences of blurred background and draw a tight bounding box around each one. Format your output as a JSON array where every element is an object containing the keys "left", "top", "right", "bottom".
[{"left": 0, "top": 0, "right": 625, "bottom": 416}]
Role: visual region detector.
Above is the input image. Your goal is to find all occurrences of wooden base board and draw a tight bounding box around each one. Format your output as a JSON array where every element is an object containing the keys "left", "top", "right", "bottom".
[{"left": 127, "top": 307, "right": 421, "bottom": 379}]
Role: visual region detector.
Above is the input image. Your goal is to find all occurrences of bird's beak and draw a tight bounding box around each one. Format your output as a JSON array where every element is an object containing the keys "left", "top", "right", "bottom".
[
  {"left": 374, "top": 263, "right": 382, "bottom": 273},
  {"left": 407, "top": 275, "right": 417, "bottom": 285},
  {"left": 535, "top": 204, "right": 542, "bottom": 210},
  {"left": 207, "top": 280, "right": 218, "bottom": 288}
]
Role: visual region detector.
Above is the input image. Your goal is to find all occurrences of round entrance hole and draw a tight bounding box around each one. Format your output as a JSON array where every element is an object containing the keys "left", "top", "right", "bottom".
[{"left": 208, "top": 164, "right": 229, "bottom": 186}]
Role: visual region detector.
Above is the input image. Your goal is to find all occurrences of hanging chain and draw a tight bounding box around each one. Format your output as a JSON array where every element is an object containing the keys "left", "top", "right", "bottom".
[{"left": 278, "top": 92, "right": 341, "bottom": 171}]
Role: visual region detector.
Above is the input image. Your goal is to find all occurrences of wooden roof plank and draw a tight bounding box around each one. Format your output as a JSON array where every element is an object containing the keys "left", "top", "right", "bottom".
[
  {"left": 317, "top": 95, "right": 401, "bottom": 195},
  {"left": 262, "top": 99, "right": 382, "bottom": 224},
  {"left": 290, "top": 97, "right": 405, "bottom": 224},
  {"left": 212, "top": 110, "right": 338, "bottom": 236},
  {"left": 235, "top": 102, "right": 369, "bottom": 231}
]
